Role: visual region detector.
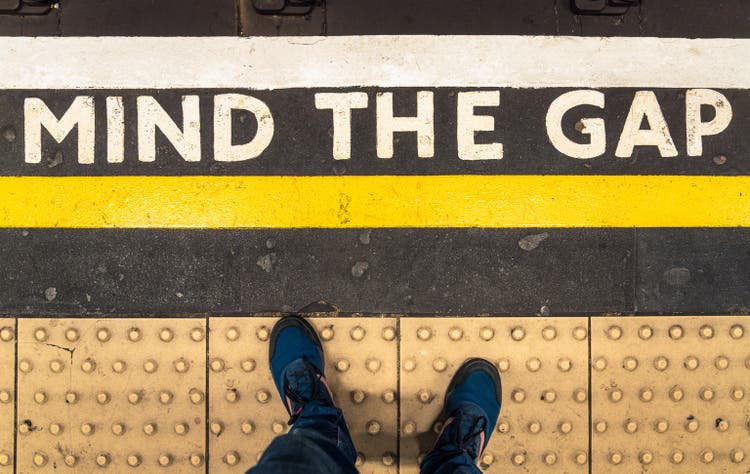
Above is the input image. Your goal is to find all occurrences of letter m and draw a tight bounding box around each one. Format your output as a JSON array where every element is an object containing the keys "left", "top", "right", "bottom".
[{"left": 24, "top": 96, "right": 95, "bottom": 164}]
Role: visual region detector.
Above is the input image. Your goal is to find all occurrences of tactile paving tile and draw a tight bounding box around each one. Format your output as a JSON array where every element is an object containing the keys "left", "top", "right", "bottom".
[
  {"left": 208, "top": 317, "right": 286, "bottom": 472},
  {"left": 591, "top": 316, "right": 750, "bottom": 471},
  {"left": 208, "top": 316, "right": 398, "bottom": 473},
  {"left": 399, "top": 317, "right": 589, "bottom": 472},
  {"left": 0, "top": 319, "right": 15, "bottom": 471},
  {"left": 15, "top": 318, "right": 207, "bottom": 471}
]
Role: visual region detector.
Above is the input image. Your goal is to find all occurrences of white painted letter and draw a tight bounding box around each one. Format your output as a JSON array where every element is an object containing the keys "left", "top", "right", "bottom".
[
  {"left": 137, "top": 95, "right": 201, "bottom": 162},
  {"left": 615, "top": 91, "right": 678, "bottom": 158},
  {"left": 315, "top": 92, "right": 368, "bottom": 160},
  {"left": 107, "top": 96, "right": 125, "bottom": 163},
  {"left": 376, "top": 91, "right": 434, "bottom": 159},
  {"left": 214, "top": 94, "right": 274, "bottom": 162},
  {"left": 685, "top": 89, "right": 733, "bottom": 157},
  {"left": 24, "top": 96, "right": 95, "bottom": 164},
  {"left": 456, "top": 91, "right": 503, "bottom": 160},
  {"left": 545, "top": 90, "right": 606, "bottom": 159}
]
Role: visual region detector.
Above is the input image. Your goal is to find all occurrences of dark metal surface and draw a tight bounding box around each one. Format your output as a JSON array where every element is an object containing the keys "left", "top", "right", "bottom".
[
  {"left": 571, "top": 0, "right": 635, "bottom": 16},
  {"left": 0, "top": 6, "right": 56, "bottom": 34},
  {"left": 240, "top": 0, "right": 325, "bottom": 36},
  {"left": 324, "top": 0, "right": 749, "bottom": 38},
  {"left": 0, "top": 0, "right": 745, "bottom": 38},
  {"left": 0, "top": 0, "right": 55, "bottom": 16},
  {"left": 59, "top": 0, "right": 236, "bottom": 36}
]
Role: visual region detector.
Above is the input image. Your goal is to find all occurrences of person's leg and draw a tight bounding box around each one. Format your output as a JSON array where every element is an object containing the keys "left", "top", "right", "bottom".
[
  {"left": 420, "top": 358, "right": 502, "bottom": 474},
  {"left": 246, "top": 315, "right": 358, "bottom": 474}
]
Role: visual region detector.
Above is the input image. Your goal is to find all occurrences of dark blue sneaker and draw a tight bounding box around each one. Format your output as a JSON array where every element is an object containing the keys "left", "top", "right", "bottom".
[
  {"left": 434, "top": 358, "right": 502, "bottom": 461},
  {"left": 268, "top": 315, "right": 335, "bottom": 425}
]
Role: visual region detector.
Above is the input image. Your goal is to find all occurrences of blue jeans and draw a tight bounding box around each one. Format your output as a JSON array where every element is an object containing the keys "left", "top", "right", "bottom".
[{"left": 247, "top": 403, "right": 481, "bottom": 474}]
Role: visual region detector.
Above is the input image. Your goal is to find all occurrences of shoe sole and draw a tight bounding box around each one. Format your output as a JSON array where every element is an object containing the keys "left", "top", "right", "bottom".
[
  {"left": 444, "top": 357, "right": 503, "bottom": 410},
  {"left": 268, "top": 314, "right": 325, "bottom": 367}
]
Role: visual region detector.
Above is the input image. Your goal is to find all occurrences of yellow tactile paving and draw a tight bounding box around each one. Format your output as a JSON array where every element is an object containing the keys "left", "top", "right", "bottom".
[
  {"left": 591, "top": 316, "right": 750, "bottom": 471},
  {"left": 0, "top": 319, "right": 15, "bottom": 471},
  {"left": 399, "top": 317, "right": 590, "bottom": 473},
  {"left": 15, "top": 318, "right": 207, "bottom": 471},
  {"left": 208, "top": 317, "right": 398, "bottom": 473},
  {"left": 5, "top": 315, "right": 750, "bottom": 472}
]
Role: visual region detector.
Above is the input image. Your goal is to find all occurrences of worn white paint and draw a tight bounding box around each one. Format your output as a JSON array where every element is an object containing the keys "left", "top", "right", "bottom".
[
  {"left": 1, "top": 36, "right": 749, "bottom": 90},
  {"left": 615, "top": 91, "right": 678, "bottom": 158},
  {"left": 376, "top": 91, "right": 434, "bottom": 159},
  {"left": 106, "top": 96, "right": 125, "bottom": 163},
  {"left": 137, "top": 95, "right": 201, "bottom": 162},
  {"left": 24, "top": 96, "right": 95, "bottom": 164},
  {"left": 214, "top": 93, "right": 274, "bottom": 162},
  {"left": 685, "top": 89, "right": 733, "bottom": 157},
  {"left": 546, "top": 90, "right": 606, "bottom": 159},
  {"left": 456, "top": 91, "right": 503, "bottom": 161},
  {"left": 315, "top": 92, "right": 368, "bottom": 160}
]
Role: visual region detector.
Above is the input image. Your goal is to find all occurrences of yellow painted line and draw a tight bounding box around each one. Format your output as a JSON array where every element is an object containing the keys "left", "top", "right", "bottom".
[{"left": 0, "top": 175, "right": 748, "bottom": 228}]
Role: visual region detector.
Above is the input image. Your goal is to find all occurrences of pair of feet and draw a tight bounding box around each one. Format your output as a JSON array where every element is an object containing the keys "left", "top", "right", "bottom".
[{"left": 269, "top": 315, "right": 502, "bottom": 464}]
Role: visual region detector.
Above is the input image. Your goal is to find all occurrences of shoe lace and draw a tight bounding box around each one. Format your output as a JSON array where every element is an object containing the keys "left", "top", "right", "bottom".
[
  {"left": 448, "top": 411, "right": 488, "bottom": 459},
  {"left": 282, "top": 357, "right": 327, "bottom": 425}
]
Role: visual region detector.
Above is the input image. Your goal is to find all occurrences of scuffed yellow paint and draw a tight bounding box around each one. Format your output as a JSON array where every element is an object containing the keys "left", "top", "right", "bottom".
[{"left": 0, "top": 175, "right": 747, "bottom": 228}]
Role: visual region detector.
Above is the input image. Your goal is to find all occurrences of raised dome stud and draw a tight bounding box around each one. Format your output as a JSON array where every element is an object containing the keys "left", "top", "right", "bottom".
[
  {"left": 64, "top": 328, "right": 79, "bottom": 342},
  {"left": 572, "top": 326, "right": 587, "bottom": 340},
  {"left": 668, "top": 324, "right": 683, "bottom": 340},
  {"left": 223, "top": 451, "right": 240, "bottom": 466},
  {"left": 142, "top": 423, "right": 157, "bottom": 436},
  {"left": 638, "top": 325, "right": 653, "bottom": 340},
  {"left": 33, "top": 452, "right": 48, "bottom": 467},
  {"left": 607, "top": 325, "right": 622, "bottom": 340},
  {"left": 417, "top": 327, "right": 432, "bottom": 341},
  {"left": 190, "top": 454, "right": 205, "bottom": 467},
  {"left": 225, "top": 326, "right": 240, "bottom": 341},
  {"left": 448, "top": 327, "right": 463, "bottom": 341},
  {"left": 656, "top": 420, "right": 673, "bottom": 435},
  {"left": 0, "top": 327, "right": 15, "bottom": 342},
  {"left": 700, "top": 449, "right": 715, "bottom": 464},
  {"left": 639, "top": 450, "right": 653, "bottom": 465},
  {"left": 127, "top": 327, "right": 142, "bottom": 342},
  {"left": 33, "top": 328, "right": 48, "bottom": 342},
  {"left": 209, "top": 358, "right": 225, "bottom": 372},
  {"left": 158, "top": 453, "right": 173, "bottom": 467},
  {"left": 320, "top": 326, "right": 335, "bottom": 341},
  {"left": 608, "top": 451, "right": 623, "bottom": 465},
  {"left": 256, "top": 326, "right": 270, "bottom": 341},
  {"left": 510, "top": 327, "right": 525, "bottom": 341},
  {"left": 479, "top": 327, "right": 495, "bottom": 341},
  {"left": 381, "top": 326, "right": 397, "bottom": 341},
  {"left": 730, "top": 324, "right": 744, "bottom": 339},
  {"left": 95, "top": 453, "right": 110, "bottom": 467},
  {"left": 511, "top": 452, "right": 526, "bottom": 466},
  {"left": 190, "top": 327, "right": 205, "bottom": 342},
  {"left": 96, "top": 327, "right": 111, "bottom": 342},
  {"left": 159, "top": 327, "right": 174, "bottom": 342},
  {"left": 698, "top": 324, "right": 715, "bottom": 339},
  {"left": 349, "top": 326, "right": 366, "bottom": 341},
  {"left": 432, "top": 358, "right": 448, "bottom": 372}
]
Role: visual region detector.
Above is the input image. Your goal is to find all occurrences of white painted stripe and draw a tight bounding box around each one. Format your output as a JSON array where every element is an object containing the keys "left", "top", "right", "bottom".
[{"left": 1, "top": 36, "right": 749, "bottom": 90}]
